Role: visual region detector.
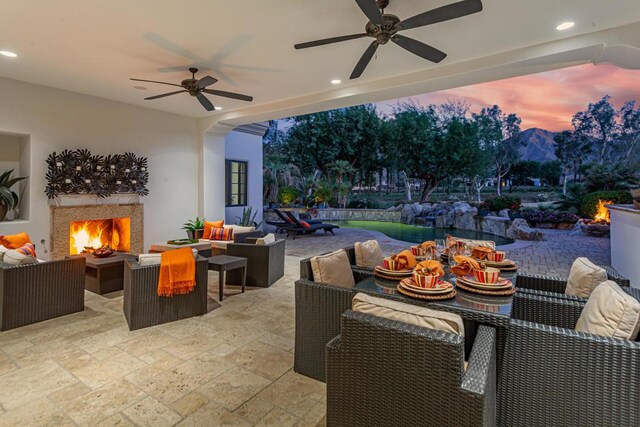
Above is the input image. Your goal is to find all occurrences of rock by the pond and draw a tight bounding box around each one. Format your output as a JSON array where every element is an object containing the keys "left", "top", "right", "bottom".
[{"left": 506, "top": 219, "right": 546, "bottom": 241}]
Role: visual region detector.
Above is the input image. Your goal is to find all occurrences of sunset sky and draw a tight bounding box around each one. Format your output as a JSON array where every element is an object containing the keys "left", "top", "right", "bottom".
[{"left": 376, "top": 63, "right": 640, "bottom": 132}]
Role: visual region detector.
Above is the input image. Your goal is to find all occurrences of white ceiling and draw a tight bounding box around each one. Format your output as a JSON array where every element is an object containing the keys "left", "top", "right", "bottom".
[{"left": 1, "top": 0, "right": 640, "bottom": 125}]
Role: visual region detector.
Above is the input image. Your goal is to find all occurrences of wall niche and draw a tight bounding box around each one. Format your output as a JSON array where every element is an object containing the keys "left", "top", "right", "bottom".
[{"left": 0, "top": 131, "right": 30, "bottom": 222}]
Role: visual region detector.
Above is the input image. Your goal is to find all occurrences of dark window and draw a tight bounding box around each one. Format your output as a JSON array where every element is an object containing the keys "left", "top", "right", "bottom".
[{"left": 225, "top": 160, "right": 248, "bottom": 207}]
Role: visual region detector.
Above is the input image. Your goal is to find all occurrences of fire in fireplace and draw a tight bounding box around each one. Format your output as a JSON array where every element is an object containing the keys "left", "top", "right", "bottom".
[
  {"left": 69, "top": 217, "right": 131, "bottom": 255},
  {"left": 593, "top": 199, "right": 613, "bottom": 224}
]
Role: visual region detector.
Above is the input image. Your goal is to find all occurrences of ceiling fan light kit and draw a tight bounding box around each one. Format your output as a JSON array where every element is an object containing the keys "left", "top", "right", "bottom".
[
  {"left": 294, "top": 0, "right": 483, "bottom": 79},
  {"left": 131, "top": 67, "right": 254, "bottom": 112}
]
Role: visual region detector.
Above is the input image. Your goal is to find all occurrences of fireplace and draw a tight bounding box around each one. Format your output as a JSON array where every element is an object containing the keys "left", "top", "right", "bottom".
[
  {"left": 50, "top": 203, "right": 143, "bottom": 259},
  {"left": 69, "top": 217, "right": 131, "bottom": 255}
]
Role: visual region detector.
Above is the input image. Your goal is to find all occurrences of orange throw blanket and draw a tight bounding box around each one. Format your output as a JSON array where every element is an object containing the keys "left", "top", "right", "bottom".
[
  {"left": 472, "top": 246, "right": 493, "bottom": 260},
  {"left": 415, "top": 260, "right": 445, "bottom": 277},
  {"left": 450, "top": 255, "right": 482, "bottom": 277},
  {"left": 396, "top": 250, "right": 417, "bottom": 270},
  {"left": 157, "top": 247, "right": 196, "bottom": 297}
]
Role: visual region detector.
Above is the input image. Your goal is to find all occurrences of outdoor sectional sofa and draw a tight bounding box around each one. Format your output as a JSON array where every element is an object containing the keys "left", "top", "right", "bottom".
[{"left": 0, "top": 257, "right": 86, "bottom": 331}]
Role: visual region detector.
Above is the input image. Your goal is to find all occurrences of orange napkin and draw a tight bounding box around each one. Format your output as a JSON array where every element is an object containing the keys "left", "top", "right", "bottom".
[
  {"left": 472, "top": 246, "right": 493, "bottom": 260},
  {"left": 450, "top": 255, "right": 482, "bottom": 277},
  {"left": 420, "top": 240, "right": 436, "bottom": 255},
  {"left": 396, "top": 250, "right": 417, "bottom": 270},
  {"left": 157, "top": 247, "right": 196, "bottom": 297},
  {"left": 415, "top": 260, "right": 445, "bottom": 277}
]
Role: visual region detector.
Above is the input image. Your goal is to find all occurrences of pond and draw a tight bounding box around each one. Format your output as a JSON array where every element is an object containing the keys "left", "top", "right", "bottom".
[{"left": 330, "top": 220, "right": 514, "bottom": 246}]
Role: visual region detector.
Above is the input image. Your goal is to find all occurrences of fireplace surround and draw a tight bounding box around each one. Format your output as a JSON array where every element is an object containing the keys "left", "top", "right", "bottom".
[{"left": 50, "top": 203, "right": 143, "bottom": 259}]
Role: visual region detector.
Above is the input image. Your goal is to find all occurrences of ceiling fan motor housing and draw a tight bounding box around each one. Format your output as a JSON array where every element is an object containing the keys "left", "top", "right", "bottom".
[{"left": 365, "top": 14, "right": 400, "bottom": 44}]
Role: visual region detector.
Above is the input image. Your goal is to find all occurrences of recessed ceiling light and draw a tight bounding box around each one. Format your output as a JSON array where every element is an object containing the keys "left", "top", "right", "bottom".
[
  {"left": 133, "top": 85, "right": 147, "bottom": 90},
  {"left": 556, "top": 21, "right": 575, "bottom": 31},
  {"left": 331, "top": 79, "right": 342, "bottom": 85},
  {"left": 214, "top": 106, "right": 222, "bottom": 110},
  {"left": 0, "top": 50, "right": 17, "bottom": 58}
]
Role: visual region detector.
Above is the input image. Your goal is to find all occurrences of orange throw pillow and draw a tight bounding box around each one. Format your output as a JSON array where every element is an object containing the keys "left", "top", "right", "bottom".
[
  {"left": 14, "top": 242, "right": 36, "bottom": 257},
  {"left": 203, "top": 220, "right": 224, "bottom": 239},
  {"left": 1, "top": 232, "right": 32, "bottom": 249},
  {"left": 300, "top": 221, "right": 311, "bottom": 229},
  {"left": 211, "top": 227, "right": 233, "bottom": 241}
]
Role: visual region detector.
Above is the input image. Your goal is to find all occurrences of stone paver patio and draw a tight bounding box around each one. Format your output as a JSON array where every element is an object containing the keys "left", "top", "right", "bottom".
[{"left": 0, "top": 225, "right": 612, "bottom": 425}]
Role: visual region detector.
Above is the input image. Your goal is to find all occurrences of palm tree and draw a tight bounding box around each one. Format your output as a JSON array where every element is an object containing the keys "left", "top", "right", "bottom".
[
  {"left": 263, "top": 155, "right": 300, "bottom": 205},
  {"left": 329, "top": 160, "right": 355, "bottom": 208}
]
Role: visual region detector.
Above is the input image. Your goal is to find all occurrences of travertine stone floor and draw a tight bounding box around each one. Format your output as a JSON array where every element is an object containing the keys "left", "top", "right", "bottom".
[{"left": 0, "top": 226, "right": 612, "bottom": 426}]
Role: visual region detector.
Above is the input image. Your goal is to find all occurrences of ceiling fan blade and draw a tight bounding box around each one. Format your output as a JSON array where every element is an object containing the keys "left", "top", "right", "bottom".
[
  {"left": 196, "top": 93, "right": 215, "bottom": 111},
  {"left": 195, "top": 75, "right": 218, "bottom": 89},
  {"left": 350, "top": 41, "right": 378, "bottom": 80},
  {"left": 295, "top": 33, "right": 367, "bottom": 49},
  {"left": 355, "top": 0, "right": 383, "bottom": 25},
  {"left": 391, "top": 34, "right": 447, "bottom": 63},
  {"left": 398, "top": 0, "right": 483, "bottom": 31},
  {"left": 144, "top": 90, "right": 187, "bottom": 100},
  {"left": 203, "top": 89, "right": 253, "bottom": 102},
  {"left": 130, "top": 78, "right": 183, "bottom": 88}
]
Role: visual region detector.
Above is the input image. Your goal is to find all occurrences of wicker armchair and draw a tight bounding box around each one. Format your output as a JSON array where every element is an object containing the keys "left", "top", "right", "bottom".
[
  {"left": 295, "top": 247, "right": 374, "bottom": 381},
  {"left": 327, "top": 311, "right": 496, "bottom": 427},
  {"left": 498, "top": 291, "right": 640, "bottom": 427},
  {"left": 123, "top": 256, "right": 208, "bottom": 331},
  {"left": 225, "top": 238, "right": 285, "bottom": 287},
  {"left": 0, "top": 257, "right": 86, "bottom": 331}
]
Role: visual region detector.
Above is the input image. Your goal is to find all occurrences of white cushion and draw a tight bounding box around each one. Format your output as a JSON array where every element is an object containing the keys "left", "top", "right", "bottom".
[
  {"left": 138, "top": 249, "right": 197, "bottom": 266},
  {"left": 256, "top": 233, "right": 276, "bottom": 245},
  {"left": 352, "top": 293, "right": 464, "bottom": 336},
  {"left": 565, "top": 257, "right": 607, "bottom": 298},
  {"left": 225, "top": 225, "right": 255, "bottom": 234},
  {"left": 3, "top": 249, "right": 37, "bottom": 265},
  {"left": 354, "top": 240, "right": 384, "bottom": 267},
  {"left": 575, "top": 281, "right": 640, "bottom": 340},
  {"left": 0, "top": 245, "right": 8, "bottom": 261},
  {"left": 310, "top": 249, "right": 355, "bottom": 288}
]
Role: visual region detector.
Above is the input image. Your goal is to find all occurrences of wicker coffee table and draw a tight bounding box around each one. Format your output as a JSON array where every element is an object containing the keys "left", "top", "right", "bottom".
[
  {"left": 207, "top": 255, "right": 247, "bottom": 301},
  {"left": 149, "top": 241, "right": 212, "bottom": 257},
  {"left": 68, "top": 252, "right": 129, "bottom": 295}
]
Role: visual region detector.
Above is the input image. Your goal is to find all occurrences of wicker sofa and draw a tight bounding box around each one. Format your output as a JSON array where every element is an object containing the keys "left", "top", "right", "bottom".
[
  {"left": 498, "top": 289, "right": 640, "bottom": 427},
  {"left": 123, "top": 256, "right": 208, "bottom": 330},
  {"left": 226, "top": 238, "right": 285, "bottom": 287},
  {"left": 327, "top": 311, "right": 497, "bottom": 427},
  {"left": 0, "top": 257, "right": 86, "bottom": 331}
]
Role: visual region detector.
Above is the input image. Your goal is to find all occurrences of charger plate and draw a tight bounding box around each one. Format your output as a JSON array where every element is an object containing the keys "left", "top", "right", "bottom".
[
  {"left": 455, "top": 279, "right": 516, "bottom": 296},
  {"left": 397, "top": 284, "right": 457, "bottom": 301},
  {"left": 374, "top": 265, "right": 413, "bottom": 276},
  {"left": 374, "top": 271, "right": 410, "bottom": 281},
  {"left": 460, "top": 275, "right": 511, "bottom": 288},
  {"left": 399, "top": 278, "right": 453, "bottom": 295}
]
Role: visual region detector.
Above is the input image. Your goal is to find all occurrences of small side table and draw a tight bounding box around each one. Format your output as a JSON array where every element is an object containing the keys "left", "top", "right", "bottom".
[
  {"left": 66, "top": 252, "right": 129, "bottom": 295},
  {"left": 207, "top": 255, "right": 247, "bottom": 301},
  {"left": 150, "top": 241, "right": 212, "bottom": 258}
]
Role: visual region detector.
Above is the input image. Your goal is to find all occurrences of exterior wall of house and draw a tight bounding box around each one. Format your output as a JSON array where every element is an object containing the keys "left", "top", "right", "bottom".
[
  {"left": 224, "top": 124, "right": 266, "bottom": 227},
  {"left": 0, "top": 76, "right": 200, "bottom": 258}
]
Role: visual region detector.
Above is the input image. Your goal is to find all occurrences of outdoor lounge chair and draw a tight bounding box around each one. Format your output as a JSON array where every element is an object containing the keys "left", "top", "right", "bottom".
[
  {"left": 282, "top": 211, "right": 339, "bottom": 239},
  {"left": 327, "top": 312, "right": 496, "bottom": 427},
  {"left": 498, "top": 289, "right": 640, "bottom": 427}
]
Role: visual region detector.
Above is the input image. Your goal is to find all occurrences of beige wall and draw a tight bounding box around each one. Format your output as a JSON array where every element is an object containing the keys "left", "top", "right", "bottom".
[{"left": 0, "top": 76, "right": 200, "bottom": 258}]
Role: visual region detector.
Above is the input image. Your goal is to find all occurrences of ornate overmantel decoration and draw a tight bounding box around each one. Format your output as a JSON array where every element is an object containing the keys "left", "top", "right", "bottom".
[{"left": 45, "top": 149, "right": 149, "bottom": 199}]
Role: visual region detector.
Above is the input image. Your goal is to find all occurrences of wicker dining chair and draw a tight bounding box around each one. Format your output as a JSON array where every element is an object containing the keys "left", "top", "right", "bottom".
[
  {"left": 327, "top": 310, "right": 497, "bottom": 427},
  {"left": 498, "top": 290, "right": 640, "bottom": 427}
]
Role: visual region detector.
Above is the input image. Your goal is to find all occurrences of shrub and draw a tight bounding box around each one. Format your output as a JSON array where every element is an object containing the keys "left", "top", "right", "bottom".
[
  {"left": 484, "top": 195, "right": 521, "bottom": 212},
  {"left": 278, "top": 186, "right": 299, "bottom": 206},
  {"left": 521, "top": 210, "right": 580, "bottom": 225},
  {"left": 581, "top": 190, "right": 632, "bottom": 219}
]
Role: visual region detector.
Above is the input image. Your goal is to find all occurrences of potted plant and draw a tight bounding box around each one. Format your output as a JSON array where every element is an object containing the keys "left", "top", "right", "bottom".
[
  {"left": 182, "top": 217, "right": 206, "bottom": 239},
  {"left": 0, "top": 169, "right": 27, "bottom": 221},
  {"left": 236, "top": 207, "right": 264, "bottom": 229}
]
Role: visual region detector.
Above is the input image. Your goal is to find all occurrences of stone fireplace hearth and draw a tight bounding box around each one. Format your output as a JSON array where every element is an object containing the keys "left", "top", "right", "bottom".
[{"left": 50, "top": 203, "right": 143, "bottom": 259}]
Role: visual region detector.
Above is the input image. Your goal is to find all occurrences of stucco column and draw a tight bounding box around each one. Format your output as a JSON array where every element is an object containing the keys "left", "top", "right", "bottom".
[{"left": 197, "top": 121, "right": 234, "bottom": 220}]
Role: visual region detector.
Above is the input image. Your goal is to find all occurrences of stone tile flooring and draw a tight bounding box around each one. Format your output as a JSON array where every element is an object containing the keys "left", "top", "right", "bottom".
[{"left": 0, "top": 226, "right": 613, "bottom": 426}]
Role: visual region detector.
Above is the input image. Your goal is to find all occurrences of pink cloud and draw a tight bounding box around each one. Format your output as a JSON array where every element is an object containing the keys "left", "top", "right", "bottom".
[{"left": 379, "top": 64, "right": 640, "bottom": 131}]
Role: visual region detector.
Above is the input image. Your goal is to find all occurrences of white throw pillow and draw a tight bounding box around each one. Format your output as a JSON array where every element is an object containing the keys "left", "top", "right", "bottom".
[
  {"left": 575, "top": 281, "right": 640, "bottom": 340},
  {"left": 565, "top": 257, "right": 607, "bottom": 298},
  {"left": 310, "top": 249, "right": 355, "bottom": 288},
  {"left": 256, "top": 233, "right": 276, "bottom": 245},
  {"left": 3, "top": 249, "right": 37, "bottom": 265},
  {"left": 353, "top": 293, "right": 464, "bottom": 336},
  {"left": 227, "top": 225, "right": 255, "bottom": 234},
  {"left": 0, "top": 245, "right": 8, "bottom": 261},
  {"left": 354, "top": 240, "right": 384, "bottom": 267}
]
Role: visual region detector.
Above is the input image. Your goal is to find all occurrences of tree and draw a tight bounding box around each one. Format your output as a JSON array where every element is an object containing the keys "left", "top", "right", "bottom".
[
  {"left": 554, "top": 130, "right": 587, "bottom": 194},
  {"left": 539, "top": 160, "right": 562, "bottom": 186},
  {"left": 618, "top": 100, "right": 640, "bottom": 166},
  {"left": 263, "top": 155, "right": 300, "bottom": 205},
  {"left": 571, "top": 96, "right": 618, "bottom": 164},
  {"left": 329, "top": 160, "right": 356, "bottom": 208},
  {"left": 473, "top": 105, "right": 523, "bottom": 195},
  {"left": 509, "top": 161, "right": 541, "bottom": 186}
]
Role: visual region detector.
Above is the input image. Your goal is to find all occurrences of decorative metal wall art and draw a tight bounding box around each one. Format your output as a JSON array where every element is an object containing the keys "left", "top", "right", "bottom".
[{"left": 45, "top": 149, "right": 149, "bottom": 199}]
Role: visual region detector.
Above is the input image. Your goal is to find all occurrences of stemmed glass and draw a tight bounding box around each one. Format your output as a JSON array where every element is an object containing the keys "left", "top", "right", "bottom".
[{"left": 435, "top": 239, "right": 445, "bottom": 261}]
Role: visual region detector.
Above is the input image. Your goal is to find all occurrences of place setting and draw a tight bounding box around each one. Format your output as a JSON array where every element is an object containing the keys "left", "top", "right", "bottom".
[
  {"left": 449, "top": 255, "right": 515, "bottom": 296},
  {"left": 397, "top": 263, "right": 457, "bottom": 301},
  {"left": 471, "top": 246, "right": 519, "bottom": 272}
]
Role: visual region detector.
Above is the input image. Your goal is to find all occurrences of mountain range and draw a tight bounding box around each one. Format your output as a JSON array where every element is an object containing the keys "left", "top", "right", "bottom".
[{"left": 518, "top": 128, "right": 558, "bottom": 163}]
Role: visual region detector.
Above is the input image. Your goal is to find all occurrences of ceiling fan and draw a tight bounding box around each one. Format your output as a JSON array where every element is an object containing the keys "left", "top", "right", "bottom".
[
  {"left": 294, "top": 0, "right": 483, "bottom": 79},
  {"left": 130, "top": 68, "right": 254, "bottom": 112}
]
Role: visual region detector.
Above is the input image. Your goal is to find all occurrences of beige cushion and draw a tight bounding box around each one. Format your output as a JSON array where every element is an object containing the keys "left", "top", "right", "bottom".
[
  {"left": 138, "top": 249, "right": 197, "bottom": 266},
  {"left": 354, "top": 240, "right": 384, "bottom": 267},
  {"left": 447, "top": 236, "right": 495, "bottom": 250},
  {"left": 226, "top": 225, "right": 255, "bottom": 235},
  {"left": 575, "top": 281, "right": 640, "bottom": 340},
  {"left": 565, "top": 257, "right": 607, "bottom": 298},
  {"left": 0, "top": 245, "right": 8, "bottom": 261},
  {"left": 3, "top": 249, "right": 37, "bottom": 265},
  {"left": 256, "top": 233, "right": 276, "bottom": 245},
  {"left": 352, "top": 293, "right": 464, "bottom": 336},
  {"left": 310, "top": 249, "right": 355, "bottom": 288}
]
